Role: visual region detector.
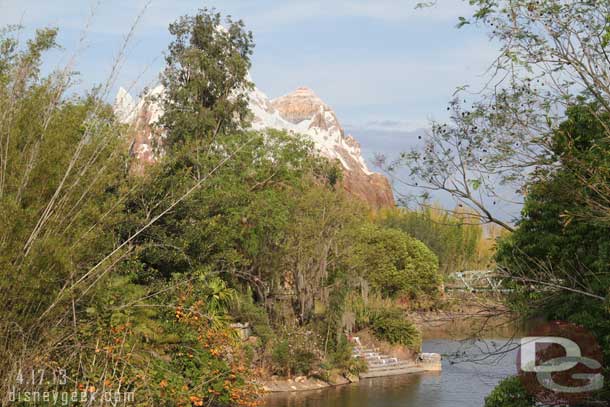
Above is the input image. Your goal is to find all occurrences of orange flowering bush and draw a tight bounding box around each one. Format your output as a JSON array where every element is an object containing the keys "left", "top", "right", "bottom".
[
  {"left": 145, "top": 280, "right": 262, "bottom": 406},
  {"left": 41, "top": 273, "right": 262, "bottom": 407}
]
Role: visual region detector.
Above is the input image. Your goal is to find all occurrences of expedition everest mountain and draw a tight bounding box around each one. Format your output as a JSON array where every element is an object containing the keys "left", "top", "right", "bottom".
[{"left": 114, "top": 84, "right": 395, "bottom": 209}]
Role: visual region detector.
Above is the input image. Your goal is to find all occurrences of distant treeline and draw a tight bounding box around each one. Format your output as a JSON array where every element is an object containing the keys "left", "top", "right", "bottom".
[{"left": 377, "top": 206, "right": 503, "bottom": 276}]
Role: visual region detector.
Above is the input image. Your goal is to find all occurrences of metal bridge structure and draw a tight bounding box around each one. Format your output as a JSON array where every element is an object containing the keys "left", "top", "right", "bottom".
[{"left": 445, "top": 270, "right": 511, "bottom": 294}]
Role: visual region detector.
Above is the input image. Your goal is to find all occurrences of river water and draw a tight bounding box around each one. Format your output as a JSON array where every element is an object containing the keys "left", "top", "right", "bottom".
[{"left": 264, "top": 322, "right": 523, "bottom": 407}]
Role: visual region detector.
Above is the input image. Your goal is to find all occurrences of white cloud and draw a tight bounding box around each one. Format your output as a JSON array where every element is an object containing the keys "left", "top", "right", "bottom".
[{"left": 345, "top": 119, "right": 430, "bottom": 132}]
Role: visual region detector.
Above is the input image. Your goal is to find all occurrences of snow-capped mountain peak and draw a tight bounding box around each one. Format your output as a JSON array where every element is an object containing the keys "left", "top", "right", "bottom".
[
  {"left": 113, "top": 83, "right": 394, "bottom": 208},
  {"left": 114, "top": 87, "right": 136, "bottom": 123},
  {"left": 250, "top": 86, "right": 373, "bottom": 176}
]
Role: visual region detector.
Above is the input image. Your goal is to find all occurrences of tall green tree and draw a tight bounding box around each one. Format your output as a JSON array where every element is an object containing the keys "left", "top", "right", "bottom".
[
  {"left": 160, "top": 8, "right": 254, "bottom": 151},
  {"left": 279, "top": 186, "right": 366, "bottom": 324},
  {"left": 388, "top": 0, "right": 610, "bottom": 230}
]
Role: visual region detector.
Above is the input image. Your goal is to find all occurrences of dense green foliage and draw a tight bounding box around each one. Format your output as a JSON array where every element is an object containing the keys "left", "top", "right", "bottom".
[
  {"left": 497, "top": 103, "right": 610, "bottom": 284},
  {"left": 484, "top": 377, "right": 535, "bottom": 407},
  {"left": 496, "top": 103, "right": 610, "bottom": 402}
]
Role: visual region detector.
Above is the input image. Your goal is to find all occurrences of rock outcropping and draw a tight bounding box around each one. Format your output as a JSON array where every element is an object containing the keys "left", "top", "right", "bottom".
[
  {"left": 114, "top": 85, "right": 165, "bottom": 173},
  {"left": 114, "top": 84, "right": 395, "bottom": 209}
]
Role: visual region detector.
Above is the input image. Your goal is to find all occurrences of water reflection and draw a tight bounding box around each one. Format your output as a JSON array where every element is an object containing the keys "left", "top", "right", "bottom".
[{"left": 264, "top": 373, "right": 439, "bottom": 407}]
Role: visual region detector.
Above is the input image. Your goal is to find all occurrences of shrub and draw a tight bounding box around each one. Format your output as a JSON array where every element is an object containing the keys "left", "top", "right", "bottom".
[
  {"left": 328, "top": 335, "right": 368, "bottom": 376},
  {"left": 271, "top": 339, "right": 291, "bottom": 373},
  {"left": 377, "top": 206, "right": 486, "bottom": 275},
  {"left": 484, "top": 376, "right": 535, "bottom": 407},
  {"left": 271, "top": 339, "right": 317, "bottom": 377},
  {"left": 351, "top": 224, "right": 441, "bottom": 299},
  {"left": 370, "top": 308, "right": 421, "bottom": 349},
  {"left": 294, "top": 349, "right": 317, "bottom": 375},
  {"left": 270, "top": 328, "right": 320, "bottom": 377},
  {"left": 231, "top": 293, "right": 274, "bottom": 345}
]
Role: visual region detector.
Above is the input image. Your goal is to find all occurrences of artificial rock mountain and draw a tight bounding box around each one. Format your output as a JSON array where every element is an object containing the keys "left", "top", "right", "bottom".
[{"left": 114, "top": 84, "right": 395, "bottom": 209}]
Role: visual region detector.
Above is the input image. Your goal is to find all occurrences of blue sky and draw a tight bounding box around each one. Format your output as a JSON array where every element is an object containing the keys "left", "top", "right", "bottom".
[{"left": 0, "top": 0, "right": 498, "bottom": 131}]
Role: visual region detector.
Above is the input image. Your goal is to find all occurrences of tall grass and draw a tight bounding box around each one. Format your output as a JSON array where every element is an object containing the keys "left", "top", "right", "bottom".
[{"left": 0, "top": 9, "right": 254, "bottom": 405}]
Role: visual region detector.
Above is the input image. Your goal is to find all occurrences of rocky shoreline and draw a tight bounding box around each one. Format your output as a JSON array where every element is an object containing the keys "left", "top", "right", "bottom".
[
  {"left": 260, "top": 353, "right": 441, "bottom": 393},
  {"left": 260, "top": 375, "right": 350, "bottom": 393},
  {"left": 258, "top": 299, "right": 507, "bottom": 395}
]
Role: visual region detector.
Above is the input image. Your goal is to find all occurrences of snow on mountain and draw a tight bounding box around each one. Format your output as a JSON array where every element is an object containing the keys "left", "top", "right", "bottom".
[
  {"left": 249, "top": 86, "right": 373, "bottom": 176},
  {"left": 114, "top": 87, "right": 136, "bottom": 123},
  {"left": 113, "top": 84, "right": 395, "bottom": 208}
]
